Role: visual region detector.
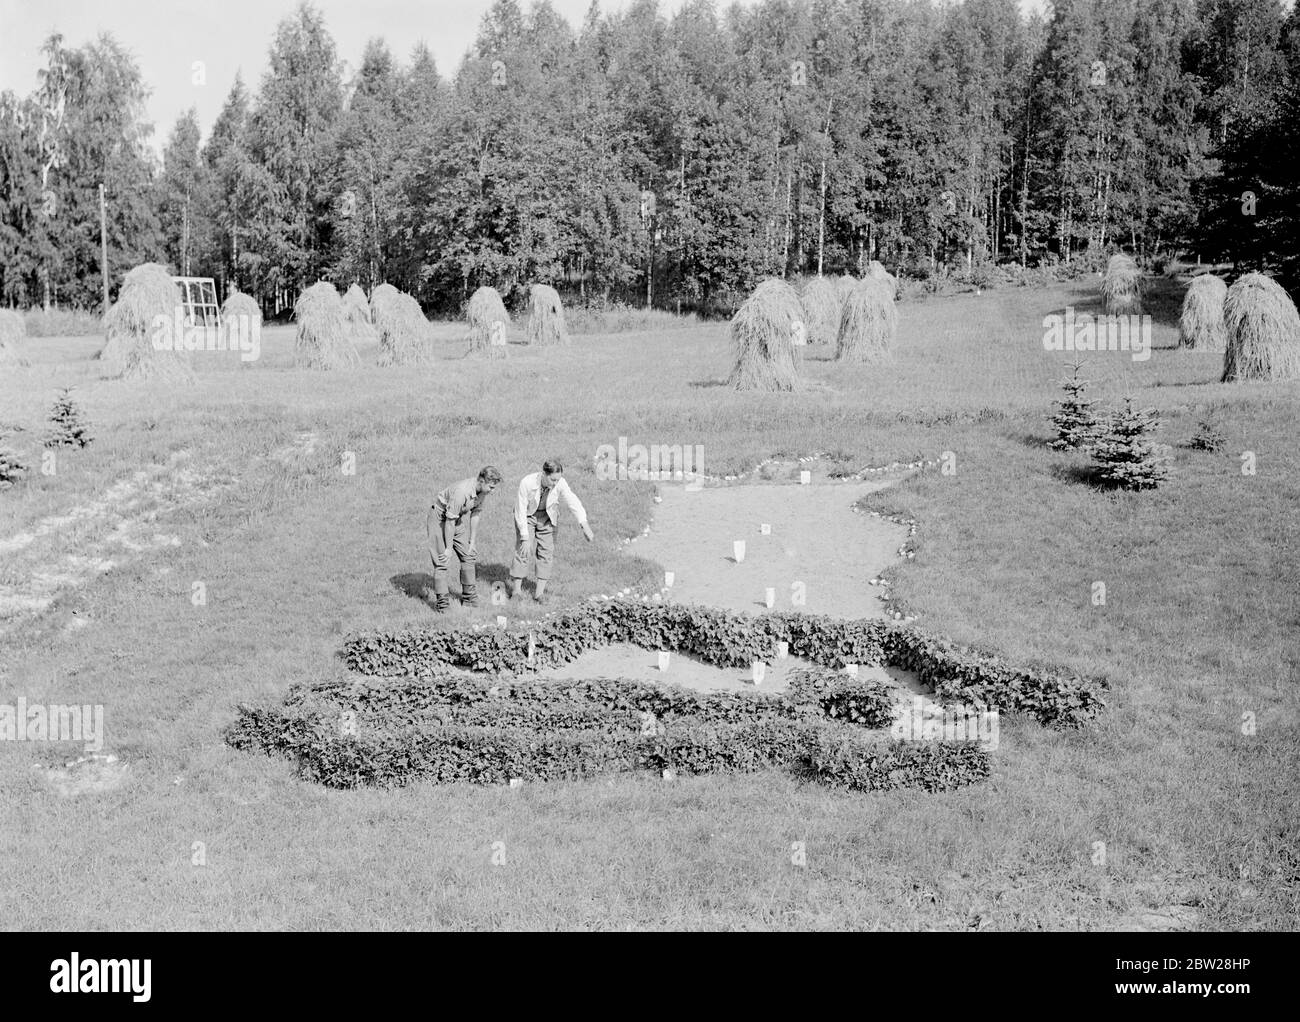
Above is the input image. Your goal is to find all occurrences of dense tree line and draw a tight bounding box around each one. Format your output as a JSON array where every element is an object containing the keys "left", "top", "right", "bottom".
[{"left": 1, "top": 0, "right": 1297, "bottom": 314}]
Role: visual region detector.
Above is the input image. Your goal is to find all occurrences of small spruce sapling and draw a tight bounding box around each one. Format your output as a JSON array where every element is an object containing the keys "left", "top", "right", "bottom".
[
  {"left": 0, "top": 430, "right": 26, "bottom": 489},
  {"left": 1092, "top": 398, "right": 1172, "bottom": 490},
  {"left": 1187, "top": 416, "right": 1227, "bottom": 452},
  {"left": 44, "top": 388, "right": 93, "bottom": 449},
  {"left": 1048, "top": 361, "right": 1102, "bottom": 451}
]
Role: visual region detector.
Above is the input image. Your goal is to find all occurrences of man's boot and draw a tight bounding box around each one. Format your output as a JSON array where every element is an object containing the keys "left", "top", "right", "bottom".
[
  {"left": 434, "top": 592, "right": 451, "bottom": 613},
  {"left": 460, "top": 584, "right": 479, "bottom": 608}
]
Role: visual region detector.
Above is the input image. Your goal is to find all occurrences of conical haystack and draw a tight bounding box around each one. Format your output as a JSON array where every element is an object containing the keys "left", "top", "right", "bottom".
[
  {"left": 727, "top": 278, "right": 803, "bottom": 392},
  {"left": 1221, "top": 272, "right": 1300, "bottom": 383}
]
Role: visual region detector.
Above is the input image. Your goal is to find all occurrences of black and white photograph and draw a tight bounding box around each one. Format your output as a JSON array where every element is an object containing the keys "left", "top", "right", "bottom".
[{"left": 0, "top": 0, "right": 1294, "bottom": 977}]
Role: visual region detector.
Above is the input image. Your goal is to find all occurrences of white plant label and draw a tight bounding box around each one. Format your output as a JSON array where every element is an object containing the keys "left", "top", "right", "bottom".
[{"left": 733, "top": 540, "right": 746, "bottom": 562}]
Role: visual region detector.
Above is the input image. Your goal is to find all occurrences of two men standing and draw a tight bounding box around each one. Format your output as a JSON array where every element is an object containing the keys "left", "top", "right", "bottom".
[{"left": 427, "top": 459, "right": 593, "bottom": 611}]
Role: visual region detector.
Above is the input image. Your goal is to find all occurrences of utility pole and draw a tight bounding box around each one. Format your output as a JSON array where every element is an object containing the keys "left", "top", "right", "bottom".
[
  {"left": 182, "top": 193, "right": 191, "bottom": 276},
  {"left": 99, "top": 183, "right": 109, "bottom": 315}
]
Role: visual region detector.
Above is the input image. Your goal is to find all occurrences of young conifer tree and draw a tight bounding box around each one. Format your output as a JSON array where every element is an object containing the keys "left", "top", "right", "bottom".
[
  {"left": 1048, "top": 361, "right": 1101, "bottom": 451},
  {"left": 44, "top": 388, "right": 94, "bottom": 449},
  {"left": 0, "top": 430, "right": 26, "bottom": 489},
  {"left": 1092, "top": 398, "right": 1171, "bottom": 490}
]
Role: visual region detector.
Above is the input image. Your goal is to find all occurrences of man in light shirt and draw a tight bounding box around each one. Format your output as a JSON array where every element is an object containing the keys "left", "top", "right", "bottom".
[
  {"left": 427, "top": 465, "right": 503, "bottom": 612},
  {"left": 509, "top": 458, "right": 594, "bottom": 603}
]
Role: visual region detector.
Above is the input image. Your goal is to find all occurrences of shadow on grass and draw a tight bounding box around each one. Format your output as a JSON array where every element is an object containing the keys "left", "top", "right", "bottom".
[
  {"left": 1049, "top": 460, "right": 1105, "bottom": 488},
  {"left": 391, "top": 563, "right": 516, "bottom": 607},
  {"left": 1151, "top": 376, "right": 1222, "bottom": 388},
  {"left": 1047, "top": 276, "right": 1185, "bottom": 339},
  {"left": 1007, "top": 429, "right": 1052, "bottom": 450}
]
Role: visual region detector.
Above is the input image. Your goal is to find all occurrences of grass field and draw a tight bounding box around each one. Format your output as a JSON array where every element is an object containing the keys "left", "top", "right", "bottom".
[{"left": 1, "top": 277, "right": 1297, "bottom": 930}]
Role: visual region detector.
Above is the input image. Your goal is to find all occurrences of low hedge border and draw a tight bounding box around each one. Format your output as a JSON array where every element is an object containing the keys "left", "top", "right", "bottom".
[
  {"left": 225, "top": 705, "right": 990, "bottom": 793},
  {"left": 341, "top": 600, "right": 1107, "bottom": 728},
  {"left": 285, "top": 665, "right": 897, "bottom": 732}
]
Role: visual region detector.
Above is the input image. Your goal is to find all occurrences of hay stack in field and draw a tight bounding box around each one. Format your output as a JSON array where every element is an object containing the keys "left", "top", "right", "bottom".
[
  {"left": 101, "top": 263, "right": 193, "bottom": 382},
  {"left": 221, "top": 290, "right": 262, "bottom": 328},
  {"left": 343, "top": 283, "right": 376, "bottom": 345},
  {"left": 370, "top": 282, "right": 401, "bottom": 345},
  {"left": 835, "top": 278, "right": 897, "bottom": 363},
  {"left": 1221, "top": 273, "right": 1300, "bottom": 383},
  {"left": 1178, "top": 274, "right": 1227, "bottom": 350},
  {"left": 834, "top": 274, "right": 857, "bottom": 303},
  {"left": 525, "top": 284, "right": 569, "bottom": 346},
  {"left": 466, "top": 286, "right": 510, "bottom": 356},
  {"left": 867, "top": 260, "right": 898, "bottom": 300},
  {"left": 0, "top": 309, "right": 29, "bottom": 367},
  {"left": 1102, "top": 253, "right": 1143, "bottom": 314},
  {"left": 376, "top": 291, "right": 434, "bottom": 367},
  {"left": 397, "top": 294, "right": 433, "bottom": 354},
  {"left": 727, "top": 278, "right": 803, "bottom": 392},
  {"left": 294, "top": 282, "right": 360, "bottom": 370},
  {"left": 370, "top": 283, "right": 400, "bottom": 323},
  {"left": 343, "top": 283, "right": 370, "bottom": 324},
  {"left": 799, "top": 276, "right": 840, "bottom": 346}
]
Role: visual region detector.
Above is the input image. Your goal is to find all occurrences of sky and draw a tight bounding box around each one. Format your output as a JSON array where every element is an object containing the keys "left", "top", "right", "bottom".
[{"left": 0, "top": 0, "right": 1051, "bottom": 152}]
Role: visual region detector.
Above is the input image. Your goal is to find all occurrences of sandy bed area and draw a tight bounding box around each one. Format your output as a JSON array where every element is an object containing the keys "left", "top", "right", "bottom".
[
  {"left": 542, "top": 642, "right": 923, "bottom": 699},
  {"left": 537, "top": 476, "right": 954, "bottom": 717},
  {"left": 624, "top": 478, "right": 907, "bottom": 619}
]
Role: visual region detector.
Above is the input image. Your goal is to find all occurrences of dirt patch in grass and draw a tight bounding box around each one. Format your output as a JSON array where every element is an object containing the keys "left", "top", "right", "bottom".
[
  {"left": 622, "top": 478, "right": 909, "bottom": 619},
  {"left": 539, "top": 474, "right": 987, "bottom": 730},
  {"left": 541, "top": 642, "right": 919, "bottom": 695}
]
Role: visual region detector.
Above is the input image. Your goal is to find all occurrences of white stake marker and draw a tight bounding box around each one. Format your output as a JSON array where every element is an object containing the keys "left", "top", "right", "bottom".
[
  {"left": 760, "top": 523, "right": 771, "bottom": 535},
  {"left": 800, "top": 470, "right": 811, "bottom": 485},
  {"left": 843, "top": 663, "right": 859, "bottom": 678},
  {"left": 496, "top": 615, "right": 507, "bottom": 629},
  {"left": 777, "top": 641, "right": 789, "bottom": 659},
  {"left": 764, "top": 587, "right": 776, "bottom": 609},
  {"left": 664, "top": 571, "right": 674, "bottom": 588},
  {"left": 658, "top": 651, "right": 671, "bottom": 671},
  {"left": 733, "top": 540, "right": 746, "bottom": 563},
  {"left": 527, "top": 631, "right": 535, "bottom": 664},
  {"left": 752, "top": 661, "right": 766, "bottom": 685}
]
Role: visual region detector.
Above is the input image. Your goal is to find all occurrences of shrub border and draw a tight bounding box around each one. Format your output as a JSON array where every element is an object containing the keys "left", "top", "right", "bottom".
[
  {"left": 226, "top": 704, "right": 991, "bottom": 793},
  {"left": 341, "top": 600, "right": 1108, "bottom": 729}
]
